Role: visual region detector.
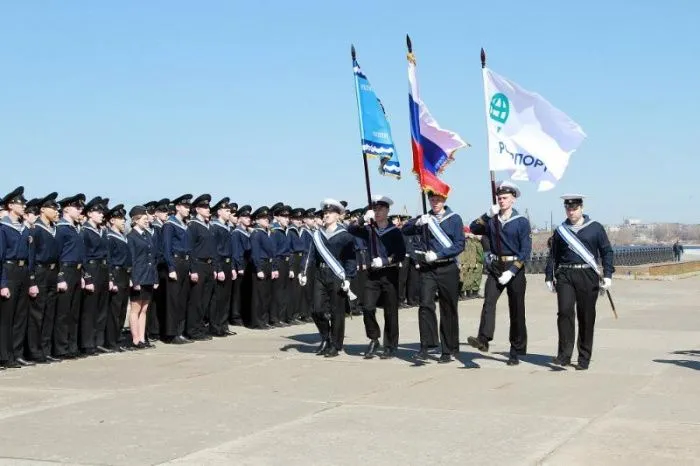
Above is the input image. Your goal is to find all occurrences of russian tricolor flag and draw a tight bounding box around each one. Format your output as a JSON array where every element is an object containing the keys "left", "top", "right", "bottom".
[{"left": 408, "top": 53, "right": 468, "bottom": 197}]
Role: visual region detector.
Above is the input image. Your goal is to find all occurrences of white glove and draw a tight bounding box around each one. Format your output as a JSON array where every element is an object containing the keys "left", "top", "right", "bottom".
[
  {"left": 425, "top": 251, "right": 438, "bottom": 263},
  {"left": 298, "top": 274, "right": 307, "bottom": 286},
  {"left": 498, "top": 270, "right": 514, "bottom": 285},
  {"left": 486, "top": 205, "right": 500, "bottom": 218},
  {"left": 546, "top": 281, "right": 555, "bottom": 293},
  {"left": 371, "top": 257, "right": 383, "bottom": 269},
  {"left": 601, "top": 277, "right": 612, "bottom": 290},
  {"left": 415, "top": 214, "right": 430, "bottom": 226},
  {"left": 363, "top": 209, "right": 375, "bottom": 223},
  {"left": 341, "top": 280, "right": 350, "bottom": 292}
]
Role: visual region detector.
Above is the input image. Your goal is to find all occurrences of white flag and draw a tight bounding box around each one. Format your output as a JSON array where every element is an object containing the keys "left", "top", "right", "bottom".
[{"left": 483, "top": 67, "right": 586, "bottom": 191}]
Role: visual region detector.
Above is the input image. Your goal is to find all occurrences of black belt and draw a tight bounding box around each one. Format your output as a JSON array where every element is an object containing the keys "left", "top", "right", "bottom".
[
  {"left": 61, "top": 262, "right": 82, "bottom": 270},
  {"left": 113, "top": 266, "right": 132, "bottom": 273},
  {"left": 558, "top": 264, "right": 591, "bottom": 269},
  {"left": 222, "top": 258, "right": 231, "bottom": 264},
  {"left": 173, "top": 253, "right": 190, "bottom": 260},
  {"left": 195, "top": 258, "right": 213, "bottom": 264},
  {"left": 283, "top": 256, "right": 290, "bottom": 262},
  {"left": 5, "top": 259, "right": 27, "bottom": 267},
  {"left": 87, "top": 259, "right": 107, "bottom": 265},
  {"left": 36, "top": 262, "right": 57, "bottom": 270}
]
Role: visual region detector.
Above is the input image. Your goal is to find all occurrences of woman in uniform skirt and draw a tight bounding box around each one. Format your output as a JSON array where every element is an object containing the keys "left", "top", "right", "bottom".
[{"left": 127, "top": 206, "right": 158, "bottom": 349}]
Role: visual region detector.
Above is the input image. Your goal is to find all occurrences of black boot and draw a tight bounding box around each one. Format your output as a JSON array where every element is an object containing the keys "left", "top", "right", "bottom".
[
  {"left": 315, "top": 339, "right": 330, "bottom": 356},
  {"left": 467, "top": 336, "right": 489, "bottom": 352},
  {"left": 364, "top": 339, "right": 379, "bottom": 359}
]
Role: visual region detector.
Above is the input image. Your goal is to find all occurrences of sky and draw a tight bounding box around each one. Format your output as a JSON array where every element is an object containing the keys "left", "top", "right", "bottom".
[{"left": 2, "top": 0, "right": 699, "bottom": 227}]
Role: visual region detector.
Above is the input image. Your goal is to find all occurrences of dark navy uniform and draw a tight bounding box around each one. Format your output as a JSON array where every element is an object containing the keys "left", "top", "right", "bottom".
[
  {"left": 230, "top": 205, "right": 252, "bottom": 326},
  {"left": 298, "top": 210, "right": 317, "bottom": 322},
  {"left": 403, "top": 229, "right": 421, "bottom": 306},
  {"left": 468, "top": 182, "right": 531, "bottom": 364},
  {"left": 28, "top": 193, "right": 60, "bottom": 362},
  {"left": 249, "top": 206, "right": 276, "bottom": 329},
  {"left": 350, "top": 211, "right": 406, "bottom": 358},
  {"left": 287, "top": 208, "right": 307, "bottom": 323},
  {"left": 270, "top": 203, "right": 292, "bottom": 325},
  {"left": 402, "top": 205, "right": 464, "bottom": 361},
  {"left": 54, "top": 194, "right": 87, "bottom": 358},
  {"left": 80, "top": 197, "right": 110, "bottom": 354},
  {"left": 0, "top": 187, "right": 36, "bottom": 367},
  {"left": 146, "top": 199, "right": 169, "bottom": 341},
  {"left": 546, "top": 196, "right": 614, "bottom": 369},
  {"left": 301, "top": 202, "right": 356, "bottom": 357},
  {"left": 162, "top": 194, "right": 192, "bottom": 341},
  {"left": 210, "top": 197, "right": 235, "bottom": 336},
  {"left": 127, "top": 227, "right": 158, "bottom": 290},
  {"left": 186, "top": 195, "right": 217, "bottom": 340},
  {"left": 106, "top": 206, "right": 131, "bottom": 350}
]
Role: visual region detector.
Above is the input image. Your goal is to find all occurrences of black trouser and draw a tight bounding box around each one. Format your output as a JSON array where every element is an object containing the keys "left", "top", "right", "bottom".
[
  {"left": 186, "top": 260, "right": 215, "bottom": 338},
  {"left": 300, "top": 261, "right": 316, "bottom": 319},
  {"left": 29, "top": 263, "right": 58, "bottom": 360},
  {"left": 271, "top": 257, "right": 289, "bottom": 324},
  {"left": 166, "top": 257, "right": 191, "bottom": 338},
  {"left": 555, "top": 268, "right": 600, "bottom": 364},
  {"left": 231, "top": 261, "right": 253, "bottom": 326},
  {"left": 363, "top": 267, "right": 400, "bottom": 349},
  {"left": 0, "top": 262, "right": 30, "bottom": 363},
  {"left": 250, "top": 262, "right": 272, "bottom": 328},
  {"left": 288, "top": 253, "right": 303, "bottom": 320},
  {"left": 477, "top": 265, "right": 527, "bottom": 355},
  {"left": 348, "top": 266, "right": 367, "bottom": 314},
  {"left": 418, "top": 261, "right": 460, "bottom": 355},
  {"left": 211, "top": 260, "right": 232, "bottom": 335},
  {"left": 406, "top": 259, "right": 421, "bottom": 305},
  {"left": 312, "top": 266, "right": 346, "bottom": 350},
  {"left": 81, "top": 261, "right": 109, "bottom": 351},
  {"left": 54, "top": 264, "right": 83, "bottom": 356},
  {"left": 147, "top": 263, "right": 167, "bottom": 339},
  {"left": 106, "top": 267, "right": 130, "bottom": 349},
  {"left": 398, "top": 257, "right": 409, "bottom": 304}
]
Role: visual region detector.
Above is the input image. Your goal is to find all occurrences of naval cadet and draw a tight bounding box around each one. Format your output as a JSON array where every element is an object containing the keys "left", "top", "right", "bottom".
[
  {"left": 297, "top": 208, "right": 317, "bottom": 323},
  {"left": 270, "top": 203, "right": 292, "bottom": 326},
  {"left": 249, "top": 206, "right": 276, "bottom": 329},
  {"left": 105, "top": 204, "right": 131, "bottom": 351},
  {"left": 546, "top": 194, "right": 614, "bottom": 370},
  {"left": 127, "top": 206, "right": 158, "bottom": 349},
  {"left": 0, "top": 187, "right": 38, "bottom": 368},
  {"left": 354, "top": 195, "right": 406, "bottom": 359},
  {"left": 186, "top": 194, "right": 217, "bottom": 340},
  {"left": 299, "top": 199, "right": 356, "bottom": 358},
  {"left": 230, "top": 204, "right": 252, "bottom": 327},
  {"left": 150, "top": 198, "right": 170, "bottom": 342},
  {"left": 28, "top": 193, "right": 61, "bottom": 363},
  {"left": 80, "top": 197, "right": 109, "bottom": 355},
  {"left": 54, "top": 194, "right": 87, "bottom": 359},
  {"left": 348, "top": 208, "right": 367, "bottom": 317},
  {"left": 467, "top": 181, "right": 531, "bottom": 366},
  {"left": 161, "top": 194, "right": 193, "bottom": 344},
  {"left": 287, "top": 207, "right": 306, "bottom": 324},
  {"left": 210, "top": 197, "right": 236, "bottom": 337},
  {"left": 402, "top": 191, "right": 465, "bottom": 363}
]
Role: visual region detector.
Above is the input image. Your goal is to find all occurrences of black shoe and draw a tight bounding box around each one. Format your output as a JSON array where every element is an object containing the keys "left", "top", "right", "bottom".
[
  {"left": 575, "top": 361, "right": 589, "bottom": 371},
  {"left": 324, "top": 347, "right": 340, "bottom": 358},
  {"left": 190, "top": 335, "right": 213, "bottom": 341},
  {"left": 467, "top": 336, "right": 489, "bottom": 352},
  {"left": 507, "top": 355, "right": 520, "bottom": 366},
  {"left": 46, "top": 355, "right": 62, "bottom": 363},
  {"left": 364, "top": 340, "right": 379, "bottom": 359},
  {"left": 229, "top": 320, "right": 244, "bottom": 327},
  {"left": 379, "top": 347, "right": 396, "bottom": 359},
  {"left": 16, "top": 358, "right": 36, "bottom": 367},
  {"left": 315, "top": 340, "right": 330, "bottom": 355},
  {"left": 178, "top": 336, "right": 193, "bottom": 344},
  {"left": 300, "top": 316, "right": 313, "bottom": 323},
  {"left": 551, "top": 356, "right": 571, "bottom": 367},
  {"left": 3, "top": 360, "right": 21, "bottom": 369},
  {"left": 412, "top": 349, "right": 429, "bottom": 361},
  {"left": 438, "top": 354, "right": 453, "bottom": 364},
  {"left": 96, "top": 345, "right": 115, "bottom": 354},
  {"left": 33, "top": 358, "right": 50, "bottom": 364},
  {"left": 143, "top": 341, "right": 155, "bottom": 349},
  {"left": 224, "top": 329, "right": 237, "bottom": 336}
]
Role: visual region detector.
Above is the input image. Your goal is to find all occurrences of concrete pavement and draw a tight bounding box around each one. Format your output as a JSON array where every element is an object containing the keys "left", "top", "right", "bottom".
[{"left": 0, "top": 275, "right": 698, "bottom": 465}]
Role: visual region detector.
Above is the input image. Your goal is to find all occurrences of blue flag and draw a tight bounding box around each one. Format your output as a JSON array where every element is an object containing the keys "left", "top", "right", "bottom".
[{"left": 353, "top": 58, "right": 400, "bottom": 178}]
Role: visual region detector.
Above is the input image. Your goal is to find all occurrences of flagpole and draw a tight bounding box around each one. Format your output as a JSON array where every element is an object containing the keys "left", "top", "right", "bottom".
[
  {"left": 481, "top": 48, "right": 502, "bottom": 255},
  {"left": 351, "top": 44, "right": 379, "bottom": 257}
]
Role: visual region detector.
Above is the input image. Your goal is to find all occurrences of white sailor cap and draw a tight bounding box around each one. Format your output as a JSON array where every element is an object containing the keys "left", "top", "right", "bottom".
[
  {"left": 370, "top": 195, "right": 393, "bottom": 207},
  {"left": 561, "top": 194, "right": 585, "bottom": 207},
  {"left": 496, "top": 180, "right": 521, "bottom": 198},
  {"left": 320, "top": 198, "right": 345, "bottom": 214}
]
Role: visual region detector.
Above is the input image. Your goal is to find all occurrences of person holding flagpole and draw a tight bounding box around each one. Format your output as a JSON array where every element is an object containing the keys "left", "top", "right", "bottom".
[
  {"left": 298, "top": 199, "right": 356, "bottom": 358},
  {"left": 545, "top": 194, "right": 614, "bottom": 370},
  {"left": 467, "top": 181, "right": 531, "bottom": 366},
  {"left": 402, "top": 191, "right": 464, "bottom": 363}
]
